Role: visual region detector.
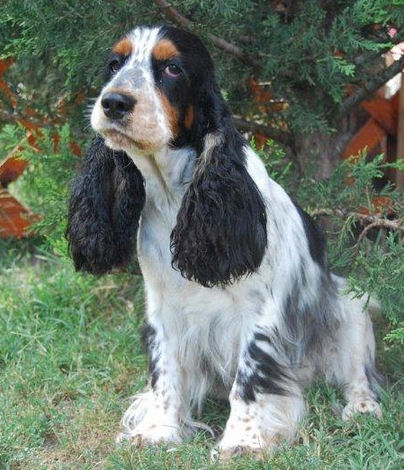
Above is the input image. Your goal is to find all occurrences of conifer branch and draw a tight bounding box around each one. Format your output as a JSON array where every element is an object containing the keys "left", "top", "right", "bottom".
[
  {"left": 339, "top": 54, "right": 404, "bottom": 116},
  {"left": 232, "top": 117, "right": 292, "bottom": 147},
  {"left": 354, "top": 30, "right": 403, "bottom": 66},
  {"left": 152, "top": 0, "right": 259, "bottom": 67}
]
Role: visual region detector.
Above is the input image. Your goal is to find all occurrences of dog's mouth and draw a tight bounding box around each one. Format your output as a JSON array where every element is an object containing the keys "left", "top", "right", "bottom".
[{"left": 102, "top": 128, "right": 148, "bottom": 151}]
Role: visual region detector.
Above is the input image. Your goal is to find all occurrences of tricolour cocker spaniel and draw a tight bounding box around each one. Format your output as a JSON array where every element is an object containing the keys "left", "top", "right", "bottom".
[{"left": 67, "top": 25, "right": 382, "bottom": 460}]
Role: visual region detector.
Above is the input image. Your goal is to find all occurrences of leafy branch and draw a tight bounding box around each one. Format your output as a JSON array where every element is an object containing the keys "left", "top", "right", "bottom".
[{"left": 152, "top": 0, "right": 259, "bottom": 67}]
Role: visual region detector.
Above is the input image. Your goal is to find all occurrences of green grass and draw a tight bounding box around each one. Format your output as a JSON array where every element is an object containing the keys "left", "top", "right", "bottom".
[{"left": 1, "top": 240, "right": 403, "bottom": 470}]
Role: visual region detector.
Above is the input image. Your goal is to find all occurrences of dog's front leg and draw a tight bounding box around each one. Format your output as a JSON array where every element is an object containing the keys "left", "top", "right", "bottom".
[
  {"left": 117, "top": 323, "right": 187, "bottom": 446},
  {"left": 217, "top": 329, "right": 306, "bottom": 460}
]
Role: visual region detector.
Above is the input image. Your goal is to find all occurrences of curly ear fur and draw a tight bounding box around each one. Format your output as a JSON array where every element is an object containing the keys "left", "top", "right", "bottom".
[
  {"left": 66, "top": 135, "right": 145, "bottom": 274},
  {"left": 171, "top": 84, "right": 267, "bottom": 287}
]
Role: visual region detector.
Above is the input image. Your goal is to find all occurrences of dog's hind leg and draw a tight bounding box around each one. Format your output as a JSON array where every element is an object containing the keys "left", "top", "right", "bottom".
[{"left": 330, "top": 281, "right": 382, "bottom": 420}]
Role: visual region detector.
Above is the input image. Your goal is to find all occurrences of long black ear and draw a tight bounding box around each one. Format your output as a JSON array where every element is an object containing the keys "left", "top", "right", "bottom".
[
  {"left": 170, "top": 83, "right": 267, "bottom": 287},
  {"left": 66, "top": 135, "right": 145, "bottom": 274}
]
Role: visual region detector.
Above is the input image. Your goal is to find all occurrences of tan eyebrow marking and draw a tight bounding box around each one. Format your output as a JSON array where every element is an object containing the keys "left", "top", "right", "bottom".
[
  {"left": 152, "top": 39, "right": 179, "bottom": 61},
  {"left": 113, "top": 37, "right": 133, "bottom": 55}
]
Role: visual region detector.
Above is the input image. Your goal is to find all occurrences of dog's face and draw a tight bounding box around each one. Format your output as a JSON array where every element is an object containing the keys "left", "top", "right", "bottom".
[
  {"left": 70, "top": 25, "right": 267, "bottom": 286},
  {"left": 91, "top": 26, "right": 214, "bottom": 153}
]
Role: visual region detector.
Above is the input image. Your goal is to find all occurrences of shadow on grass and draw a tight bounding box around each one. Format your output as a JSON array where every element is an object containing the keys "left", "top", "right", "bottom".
[{"left": 0, "top": 236, "right": 46, "bottom": 270}]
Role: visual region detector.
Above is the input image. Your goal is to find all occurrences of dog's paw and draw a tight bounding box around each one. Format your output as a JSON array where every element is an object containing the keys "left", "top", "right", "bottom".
[
  {"left": 214, "top": 445, "right": 266, "bottom": 462},
  {"left": 342, "top": 399, "right": 382, "bottom": 421},
  {"left": 214, "top": 426, "right": 278, "bottom": 462},
  {"left": 116, "top": 425, "right": 182, "bottom": 447}
]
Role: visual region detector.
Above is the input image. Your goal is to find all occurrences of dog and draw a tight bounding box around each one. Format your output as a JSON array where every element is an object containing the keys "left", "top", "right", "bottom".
[{"left": 66, "top": 25, "right": 382, "bottom": 460}]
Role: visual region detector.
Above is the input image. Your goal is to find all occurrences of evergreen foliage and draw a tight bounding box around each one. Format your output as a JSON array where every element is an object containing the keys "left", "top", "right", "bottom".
[
  {"left": 0, "top": 2, "right": 403, "bottom": 339},
  {"left": 1, "top": 0, "right": 403, "bottom": 134}
]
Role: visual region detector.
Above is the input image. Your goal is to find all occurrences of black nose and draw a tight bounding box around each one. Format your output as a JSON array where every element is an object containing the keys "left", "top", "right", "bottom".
[{"left": 101, "top": 92, "right": 136, "bottom": 120}]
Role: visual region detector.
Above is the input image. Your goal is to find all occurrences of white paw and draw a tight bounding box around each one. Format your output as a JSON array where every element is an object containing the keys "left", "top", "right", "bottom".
[
  {"left": 216, "top": 426, "right": 277, "bottom": 461},
  {"left": 342, "top": 399, "right": 382, "bottom": 421},
  {"left": 116, "top": 424, "right": 182, "bottom": 447},
  {"left": 215, "top": 444, "right": 266, "bottom": 462},
  {"left": 117, "top": 390, "right": 183, "bottom": 447}
]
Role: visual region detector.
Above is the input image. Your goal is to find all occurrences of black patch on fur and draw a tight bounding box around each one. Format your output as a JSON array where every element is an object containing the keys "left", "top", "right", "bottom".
[
  {"left": 279, "top": 205, "right": 340, "bottom": 362},
  {"left": 293, "top": 201, "right": 328, "bottom": 268},
  {"left": 66, "top": 135, "right": 145, "bottom": 274},
  {"left": 254, "top": 332, "right": 272, "bottom": 344},
  {"left": 141, "top": 324, "right": 159, "bottom": 389},
  {"left": 237, "top": 338, "right": 291, "bottom": 402},
  {"left": 282, "top": 271, "right": 338, "bottom": 363}
]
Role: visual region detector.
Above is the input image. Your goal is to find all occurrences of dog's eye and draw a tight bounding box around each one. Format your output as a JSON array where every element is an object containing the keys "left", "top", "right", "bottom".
[
  {"left": 164, "top": 64, "right": 182, "bottom": 78},
  {"left": 109, "top": 59, "right": 121, "bottom": 74}
]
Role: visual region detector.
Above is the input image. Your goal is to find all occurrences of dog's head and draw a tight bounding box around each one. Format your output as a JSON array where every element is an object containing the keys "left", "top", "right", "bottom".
[
  {"left": 91, "top": 26, "right": 216, "bottom": 153},
  {"left": 68, "top": 26, "right": 267, "bottom": 286}
]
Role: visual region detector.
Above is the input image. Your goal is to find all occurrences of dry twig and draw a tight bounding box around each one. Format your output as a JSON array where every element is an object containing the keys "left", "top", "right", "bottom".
[
  {"left": 152, "top": 0, "right": 259, "bottom": 68},
  {"left": 312, "top": 208, "right": 404, "bottom": 247},
  {"left": 232, "top": 117, "right": 291, "bottom": 147}
]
